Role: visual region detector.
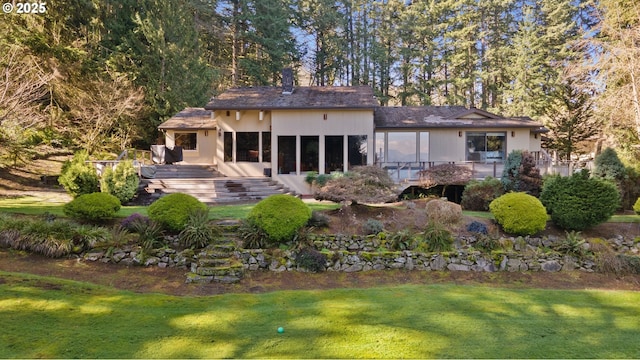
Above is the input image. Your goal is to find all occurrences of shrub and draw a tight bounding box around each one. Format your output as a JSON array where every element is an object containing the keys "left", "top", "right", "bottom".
[
  {"left": 130, "top": 218, "right": 165, "bottom": 250},
  {"left": 419, "top": 222, "right": 453, "bottom": 252},
  {"left": 295, "top": 247, "right": 327, "bottom": 272},
  {"left": 307, "top": 211, "right": 330, "bottom": 228},
  {"left": 592, "top": 147, "right": 626, "bottom": 182},
  {"left": 466, "top": 221, "right": 488, "bottom": 235},
  {"left": 238, "top": 219, "right": 268, "bottom": 249},
  {"left": 388, "top": 229, "right": 416, "bottom": 250},
  {"left": 314, "top": 165, "right": 397, "bottom": 204},
  {"left": 148, "top": 193, "right": 208, "bottom": 232},
  {"left": 621, "top": 167, "right": 640, "bottom": 210},
  {"left": 363, "top": 218, "right": 384, "bottom": 235},
  {"left": 634, "top": 197, "right": 640, "bottom": 215},
  {"left": 501, "top": 150, "right": 543, "bottom": 196},
  {"left": 425, "top": 199, "right": 462, "bottom": 225},
  {"left": 474, "top": 234, "right": 498, "bottom": 252},
  {"left": 58, "top": 151, "right": 99, "bottom": 197},
  {"left": 489, "top": 192, "right": 547, "bottom": 236},
  {"left": 555, "top": 231, "right": 586, "bottom": 258},
  {"left": 63, "top": 192, "right": 121, "bottom": 222},
  {"left": 0, "top": 218, "right": 107, "bottom": 257},
  {"left": 100, "top": 160, "right": 140, "bottom": 204},
  {"left": 179, "top": 208, "right": 219, "bottom": 249},
  {"left": 461, "top": 177, "right": 505, "bottom": 211},
  {"left": 121, "top": 213, "right": 150, "bottom": 231},
  {"left": 540, "top": 170, "right": 620, "bottom": 231},
  {"left": 247, "top": 194, "right": 312, "bottom": 244}
]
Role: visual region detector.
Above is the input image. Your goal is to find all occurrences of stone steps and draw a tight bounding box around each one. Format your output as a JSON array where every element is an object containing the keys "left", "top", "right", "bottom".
[{"left": 187, "top": 229, "right": 245, "bottom": 284}]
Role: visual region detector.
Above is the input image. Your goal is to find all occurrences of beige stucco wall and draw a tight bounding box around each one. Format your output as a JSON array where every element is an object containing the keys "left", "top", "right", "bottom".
[
  {"left": 379, "top": 128, "right": 540, "bottom": 164},
  {"left": 215, "top": 110, "right": 272, "bottom": 177},
  {"left": 272, "top": 109, "right": 374, "bottom": 194},
  {"left": 164, "top": 129, "right": 217, "bottom": 164}
]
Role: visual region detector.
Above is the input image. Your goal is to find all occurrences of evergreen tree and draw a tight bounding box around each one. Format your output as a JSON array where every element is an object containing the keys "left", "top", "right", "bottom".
[
  {"left": 543, "top": 80, "right": 601, "bottom": 161},
  {"left": 240, "top": 0, "right": 299, "bottom": 86}
]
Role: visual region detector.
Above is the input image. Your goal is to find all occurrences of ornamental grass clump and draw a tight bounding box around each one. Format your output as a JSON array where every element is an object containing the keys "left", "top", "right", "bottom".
[
  {"left": 247, "top": 194, "right": 312, "bottom": 244},
  {"left": 179, "top": 208, "right": 220, "bottom": 249},
  {"left": 148, "top": 193, "right": 208, "bottom": 232},
  {"left": 489, "top": 192, "right": 547, "bottom": 236}
]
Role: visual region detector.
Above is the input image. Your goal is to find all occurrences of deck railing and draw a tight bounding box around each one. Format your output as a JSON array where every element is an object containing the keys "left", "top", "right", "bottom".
[
  {"left": 377, "top": 159, "right": 593, "bottom": 184},
  {"left": 86, "top": 149, "right": 153, "bottom": 176}
]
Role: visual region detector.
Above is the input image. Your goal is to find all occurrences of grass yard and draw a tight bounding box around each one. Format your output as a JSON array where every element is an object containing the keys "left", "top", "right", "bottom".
[
  {"left": 0, "top": 195, "right": 340, "bottom": 220},
  {"left": 1, "top": 272, "right": 639, "bottom": 359}
]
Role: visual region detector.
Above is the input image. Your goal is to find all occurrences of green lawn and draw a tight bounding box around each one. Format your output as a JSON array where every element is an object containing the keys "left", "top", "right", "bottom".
[
  {"left": 0, "top": 271, "right": 638, "bottom": 358},
  {"left": 0, "top": 195, "right": 340, "bottom": 219}
]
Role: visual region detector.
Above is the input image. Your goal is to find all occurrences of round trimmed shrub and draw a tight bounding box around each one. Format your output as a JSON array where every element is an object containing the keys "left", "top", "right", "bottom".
[
  {"left": 247, "top": 194, "right": 312, "bottom": 244},
  {"left": 148, "top": 193, "right": 208, "bottom": 232},
  {"left": 489, "top": 192, "right": 547, "bottom": 236},
  {"left": 540, "top": 170, "right": 620, "bottom": 231},
  {"left": 100, "top": 160, "right": 140, "bottom": 204},
  {"left": 63, "top": 192, "right": 121, "bottom": 222}
]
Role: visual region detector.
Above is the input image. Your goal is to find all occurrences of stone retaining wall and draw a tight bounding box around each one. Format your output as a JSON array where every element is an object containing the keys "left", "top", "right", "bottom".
[{"left": 83, "top": 233, "right": 640, "bottom": 275}]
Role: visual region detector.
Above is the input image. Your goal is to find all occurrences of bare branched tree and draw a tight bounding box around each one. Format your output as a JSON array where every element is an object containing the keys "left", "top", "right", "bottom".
[
  {"left": 61, "top": 72, "right": 145, "bottom": 153},
  {"left": 0, "top": 45, "right": 53, "bottom": 165},
  {"left": 0, "top": 46, "right": 51, "bottom": 128}
]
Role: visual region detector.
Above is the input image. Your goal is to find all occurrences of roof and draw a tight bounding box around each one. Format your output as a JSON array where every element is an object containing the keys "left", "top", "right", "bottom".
[
  {"left": 374, "top": 106, "right": 548, "bottom": 132},
  {"left": 158, "top": 108, "right": 216, "bottom": 130},
  {"left": 204, "top": 86, "right": 378, "bottom": 110}
]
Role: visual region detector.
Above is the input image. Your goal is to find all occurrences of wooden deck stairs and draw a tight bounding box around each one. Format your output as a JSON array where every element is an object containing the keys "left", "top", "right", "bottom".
[{"left": 140, "top": 165, "right": 294, "bottom": 204}]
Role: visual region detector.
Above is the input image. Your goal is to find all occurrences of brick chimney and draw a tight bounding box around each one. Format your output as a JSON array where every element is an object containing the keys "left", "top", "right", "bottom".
[{"left": 282, "top": 68, "right": 293, "bottom": 95}]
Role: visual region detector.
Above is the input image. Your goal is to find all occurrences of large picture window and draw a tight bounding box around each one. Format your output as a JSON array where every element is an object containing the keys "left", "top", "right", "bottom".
[
  {"left": 175, "top": 133, "right": 197, "bottom": 150},
  {"left": 466, "top": 132, "right": 506, "bottom": 162},
  {"left": 348, "top": 135, "right": 367, "bottom": 169},
  {"left": 237, "top": 132, "right": 259, "bottom": 162},
  {"left": 262, "top": 132, "right": 271, "bottom": 162},
  {"left": 278, "top": 136, "right": 296, "bottom": 174},
  {"left": 325, "top": 136, "right": 344, "bottom": 172},
  {"left": 387, "top": 132, "right": 416, "bottom": 162},
  {"left": 301, "top": 136, "right": 319, "bottom": 172}
]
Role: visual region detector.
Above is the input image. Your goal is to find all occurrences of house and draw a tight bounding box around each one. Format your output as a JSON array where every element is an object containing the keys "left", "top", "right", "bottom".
[{"left": 158, "top": 73, "right": 547, "bottom": 194}]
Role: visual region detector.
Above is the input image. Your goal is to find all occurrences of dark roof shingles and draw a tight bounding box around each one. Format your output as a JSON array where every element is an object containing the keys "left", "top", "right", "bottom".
[
  {"left": 374, "top": 106, "right": 546, "bottom": 129},
  {"left": 205, "top": 86, "right": 378, "bottom": 110}
]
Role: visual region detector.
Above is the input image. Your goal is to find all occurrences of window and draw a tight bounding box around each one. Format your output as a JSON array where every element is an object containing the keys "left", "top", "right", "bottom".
[
  {"left": 466, "top": 132, "right": 506, "bottom": 162},
  {"left": 325, "top": 136, "right": 344, "bottom": 172},
  {"left": 375, "top": 132, "right": 385, "bottom": 163},
  {"left": 237, "top": 132, "right": 259, "bottom": 162},
  {"left": 301, "top": 136, "right": 319, "bottom": 172},
  {"left": 419, "top": 132, "right": 429, "bottom": 162},
  {"left": 223, "top": 132, "right": 233, "bottom": 162},
  {"left": 387, "top": 132, "right": 416, "bottom": 162},
  {"left": 348, "top": 135, "right": 367, "bottom": 169},
  {"left": 278, "top": 136, "right": 296, "bottom": 174},
  {"left": 175, "top": 133, "right": 197, "bottom": 150},
  {"left": 262, "top": 132, "right": 271, "bottom": 162}
]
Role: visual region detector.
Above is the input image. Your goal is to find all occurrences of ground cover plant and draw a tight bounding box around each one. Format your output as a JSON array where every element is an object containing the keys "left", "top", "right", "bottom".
[{"left": 1, "top": 272, "right": 639, "bottom": 359}]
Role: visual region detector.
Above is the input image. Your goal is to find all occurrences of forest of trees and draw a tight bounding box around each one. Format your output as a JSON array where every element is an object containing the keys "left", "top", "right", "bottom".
[{"left": 0, "top": 0, "right": 639, "bottom": 165}]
